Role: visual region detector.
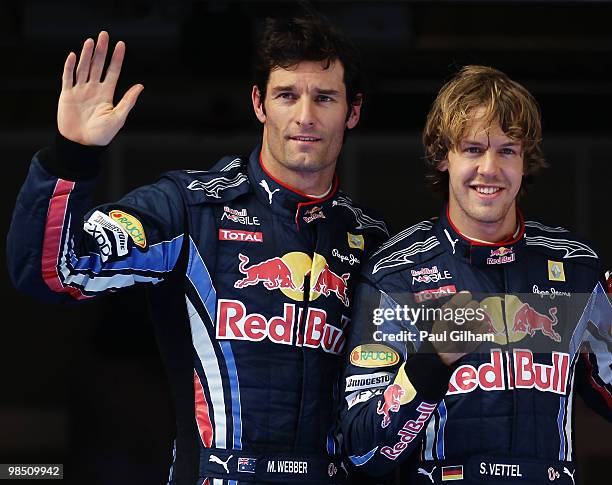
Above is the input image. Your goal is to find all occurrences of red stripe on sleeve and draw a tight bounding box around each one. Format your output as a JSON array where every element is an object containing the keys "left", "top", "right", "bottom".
[
  {"left": 41, "top": 179, "right": 89, "bottom": 300},
  {"left": 194, "top": 370, "right": 214, "bottom": 447}
]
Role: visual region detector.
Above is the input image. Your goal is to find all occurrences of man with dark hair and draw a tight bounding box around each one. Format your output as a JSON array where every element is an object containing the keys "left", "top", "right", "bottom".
[
  {"left": 340, "top": 66, "right": 611, "bottom": 484},
  {"left": 7, "top": 12, "right": 387, "bottom": 485}
]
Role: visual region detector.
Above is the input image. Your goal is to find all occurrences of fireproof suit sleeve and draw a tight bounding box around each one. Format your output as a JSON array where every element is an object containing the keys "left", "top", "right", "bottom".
[
  {"left": 340, "top": 278, "right": 453, "bottom": 476},
  {"left": 7, "top": 139, "right": 186, "bottom": 304}
]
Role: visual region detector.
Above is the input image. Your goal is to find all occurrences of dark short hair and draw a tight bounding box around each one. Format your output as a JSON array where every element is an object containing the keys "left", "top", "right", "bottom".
[
  {"left": 254, "top": 11, "right": 365, "bottom": 106},
  {"left": 423, "top": 65, "right": 547, "bottom": 197}
]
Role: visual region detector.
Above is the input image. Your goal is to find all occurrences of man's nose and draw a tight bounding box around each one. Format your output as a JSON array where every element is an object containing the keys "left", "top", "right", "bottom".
[
  {"left": 295, "top": 98, "right": 315, "bottom": 127},
  {"left": 477, "top": 150, "right": 501, "bottom": 177}
]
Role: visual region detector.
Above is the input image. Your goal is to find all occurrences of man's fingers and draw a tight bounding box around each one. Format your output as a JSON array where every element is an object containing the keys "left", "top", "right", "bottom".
[
  {"left": 104, "top": 41, "right": 126, "bottom": 90},
  {"left": 442, "top": 291, "right": 473, "bottom": 311},
  {"left": 61, "top": 52, "right": 76, "bottom": 91},
  {"left": 89, "top": 31, "right": 110, "bottom": 83},
  {"left": 75, "top": 37, "right": 94, "bottom": 84},
  {"left": 114, "top": 84, "right": 144, "bottom": 120}
]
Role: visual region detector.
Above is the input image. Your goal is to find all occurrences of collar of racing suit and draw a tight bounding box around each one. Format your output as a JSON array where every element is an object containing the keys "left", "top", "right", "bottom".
[
  {"left": 435, "top": 204, "right": 527, "bottom": 267},
  {"left": 247, "top": 146, "right": 340, "bottom": 229}
]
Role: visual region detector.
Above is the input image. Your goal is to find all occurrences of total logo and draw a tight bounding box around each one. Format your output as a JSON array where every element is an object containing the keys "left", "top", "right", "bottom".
[
  {"left": 216, "top": 300, "right": 347, "bottom": 355},
  {"left": 411, "top": 265, "right": 453, "bottom": 284},
  {"left": 234, "top": 252, "right": 350, "bottom": 306},
  {"left": 447, "top": 349, "right": 570, "bottom": 396}
]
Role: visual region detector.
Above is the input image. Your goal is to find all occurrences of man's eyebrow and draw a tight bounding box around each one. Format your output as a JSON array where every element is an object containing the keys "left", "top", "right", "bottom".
[
  {"left": 460, "top": 139, "right": 520, "bottom": 146},
  {"left": 270, "top": 85, "right": 296, "bottom": 94},
  {"left": 316, "top": 89, "right": 341, "bottom": 96}
]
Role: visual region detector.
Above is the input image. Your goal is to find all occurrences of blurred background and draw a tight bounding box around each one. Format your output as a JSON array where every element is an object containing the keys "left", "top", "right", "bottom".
[{"left": 1, "top": 1, "right": 610, "bottom": 484}]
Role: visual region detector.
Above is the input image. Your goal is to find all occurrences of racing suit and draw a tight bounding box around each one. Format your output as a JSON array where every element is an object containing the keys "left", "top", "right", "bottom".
[
  {"left": 340, "top": 207, "right": 612, "bottom": 485},
  {"left": 7, "top": 136, "right": 389, "bottom": 484}
]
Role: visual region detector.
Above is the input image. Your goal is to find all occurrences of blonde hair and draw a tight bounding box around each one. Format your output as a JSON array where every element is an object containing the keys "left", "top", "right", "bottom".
[{"left": 423, "top": 65, "right": 547, "bottom": 196}]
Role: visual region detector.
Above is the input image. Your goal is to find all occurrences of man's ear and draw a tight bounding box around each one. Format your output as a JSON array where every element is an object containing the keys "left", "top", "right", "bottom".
[
  {"left": 345, "top": 94, "right": 363, "bottom": 130},
  {"left": 252, "top": 85, "right": 266, "bottom": 123},
  {"left": 438, "top": 159, "right": 449, "bottom": 172}
]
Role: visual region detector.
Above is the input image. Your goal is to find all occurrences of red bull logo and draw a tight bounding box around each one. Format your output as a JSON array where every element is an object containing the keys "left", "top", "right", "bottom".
[
  {"left": 234, "top": 254, "right": 296, "bottom": 290},
  {"left": 216, "top": 299, "right": 347, "bottom": 354},
  {"left": 447, "top": 349, "right": 569, "bottom": 395},
  {"left": 513, "top": 303, "right": 561, "bottom": 342},
  {"left": 479, "top": 296, "right": 562, "bottom": 344},
  {"left": 487, "top": 247, "right": 515, "bottom": 265},
  {"left": 303, "top": 206, "right": 325, "bottom": 223},
  {"left": 376, "top": 383, "right": 404, "bottom": 428},
  {"left": 379, "top": 402, "right": 437, "bottom": 460},
  {"left": 312, "top": 264, "right": 350, "bottom": 306},
  {"left": 234, "top": 252, "right": 350, "bottom": 306}
]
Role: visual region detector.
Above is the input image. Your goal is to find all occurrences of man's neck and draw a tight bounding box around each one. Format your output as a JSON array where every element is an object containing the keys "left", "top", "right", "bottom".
[
  {"left": 449, "top": 204, "right": 519, "bottom": 243},
  {"left": 260, "top": 149, "right": 335, "bottom": 196}
]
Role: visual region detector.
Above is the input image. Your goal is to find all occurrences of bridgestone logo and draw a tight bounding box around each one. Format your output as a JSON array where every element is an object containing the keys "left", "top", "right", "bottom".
[{"left": 345, "top": 372, "right": 392, "bottom": 392}]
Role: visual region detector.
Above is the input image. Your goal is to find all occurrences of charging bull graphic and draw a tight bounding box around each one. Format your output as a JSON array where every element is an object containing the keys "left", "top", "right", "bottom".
[
  {"left": 513, "top": 303, "right": 561, "bottom": 342},
  {"left": 377, "top": 384, "right": 405, "bottom": 428},
  {"left": 311, "top": 264, "right": 350, "bottom": 307},
  {"left": 234, "top": 253, "right": 297, "bottom": 290},
  {"left": 234, "top": 253, "right": 350, "bottom": 305}
]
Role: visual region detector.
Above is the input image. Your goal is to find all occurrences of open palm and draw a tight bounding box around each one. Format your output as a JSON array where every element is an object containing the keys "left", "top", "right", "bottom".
[{"left": 58, "top": 31, "right": 143, "bottom": 146}]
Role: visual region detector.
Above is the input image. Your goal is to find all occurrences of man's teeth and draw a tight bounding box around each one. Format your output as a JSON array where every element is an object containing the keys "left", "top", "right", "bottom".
[
  {"left": 475, "top": 186, "right": 500, "bottom": 195},
  {"left": 294, "top": 136, "right": 318, "bottom": 141}
]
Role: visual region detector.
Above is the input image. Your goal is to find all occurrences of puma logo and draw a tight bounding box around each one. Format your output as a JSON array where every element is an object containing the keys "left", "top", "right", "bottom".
[
  {"left": 209, "top": 454, "right": 233, "bottom": 474},
  {"left": 260, "top": 180, "right": 280, "bottom": 204},
  {"left": 444, "top": 229, "right": 458, "bottom": 254},
  {"left": 418, "top": 466, "right": 436, "bottom": 483}
]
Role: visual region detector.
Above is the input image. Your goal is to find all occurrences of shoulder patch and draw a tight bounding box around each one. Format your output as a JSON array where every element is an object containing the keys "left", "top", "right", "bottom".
[
  {"left": 525, "top": 221, "right": 569, "bottom": 233},
  {"left": 372, "top": 236, "right": 440, "bottom": 274},
  {"left": 109, "top": 210, "right": 146, "bottom": 248},
  {"left": 332, "top": 195, "right": 389, "bottom": 236},
  {"left": 187, "top": 173, "right": 249, "bottom": 199},
  {"left": 524, "top": 235, "right": 598, "bottom": 259},
  {"left": 372, "top": 220, "right": 434, "bottom": 257}
]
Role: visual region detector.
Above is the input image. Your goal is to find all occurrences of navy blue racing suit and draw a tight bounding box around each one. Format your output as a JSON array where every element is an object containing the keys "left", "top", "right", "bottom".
[
  {"left": 340, "top": 207, "right": 611, "bottom": 485},
  {"left": 7, "top": 137, "right": 388, "bottom": 484}
]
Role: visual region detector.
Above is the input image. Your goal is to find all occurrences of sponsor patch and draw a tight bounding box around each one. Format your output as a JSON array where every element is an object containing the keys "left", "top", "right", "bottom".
[
  {"left": 487, "top": 246, "right": 515, "bottom": 265},
  {"left": 216, "top": 299, "right": 347, "bottom": 355},
  {"left": 84, "top": 210, "right": 129, "bottom": 261},
  {"left": 219, "top": 229, "right": 263, "bottom": 243},
  {"left": 447, "top": 349, "right": 569, "bottom": 395},
  {"left": 347, "top": 232, "right": 365, "bottom": 250},
  {"left": 222, "top": 206, "right": 260, "bottom": 226},
  {"left": 346, "top": 388, "right": 384, "bottom": 409},
  {"left": 350, "top": 344, "right": 399, "bottom": 368},
  {"left": 303, "top": 206, "right": 325, "bottom": 223},
  {"left": 442, "top": 465, "right": 463, "bottom": 481},
  {"left": 377, "top": 383, "right": 404, "bottom": 428},
  {"left": 109, "top": 210, "right": 146, "bottom": 248},
  {"left": 345, "top": 372, "right": 393, "bottom": 392},
  {"left": 414, "top": 284, "right": 457, "bottom": 303},
  {"left": 548, "top": 260, "right": 566, "bottom": 282},
  {"left": 411, "top": 265, "right": 453, "bottom": 284},
  {"left": 379, "top": 402, "right": 436, "bottom": 460},
  {"left": 332, "top": 248, "right": 360, "bottom": 266}
]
